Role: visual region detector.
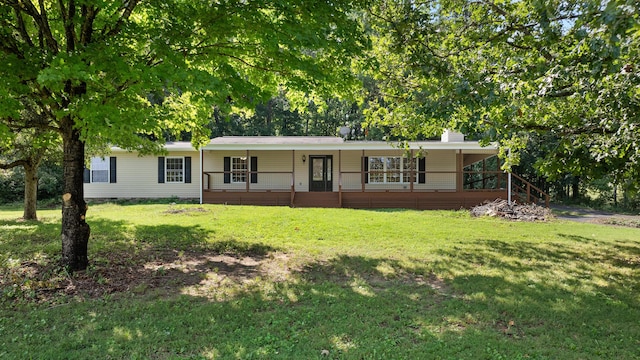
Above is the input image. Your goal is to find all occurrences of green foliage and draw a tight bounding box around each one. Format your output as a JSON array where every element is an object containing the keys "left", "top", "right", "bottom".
[
  {"left": 1, "top": 0, "right": 372, "bottom": 268},
  {"left": 208, "top": 93, "right": 369, "bottom": 139},
  {"left": 1, "top": 204, "right": 639, "bottom": 358},
  {"left": 364, "top": 0, "right": 640, "bottom": 188},
  {"left": 1, "top": 0, "right": 370, "bottom": 151},
  {"left": 0, "top": 161, "right": 63, "bottom": 204},
  {"left": 0, "top": 169, "right": 22, "bottom": 203}
]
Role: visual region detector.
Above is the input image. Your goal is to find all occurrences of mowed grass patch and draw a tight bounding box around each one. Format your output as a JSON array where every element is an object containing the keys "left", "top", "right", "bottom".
[{"left": 1, "top": 203, "right": 639, "bottom": 359}]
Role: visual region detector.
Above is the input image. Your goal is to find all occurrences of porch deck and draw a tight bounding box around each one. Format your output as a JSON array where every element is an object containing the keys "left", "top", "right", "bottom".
[
  {"left": 202, "top": 170, "right": 512, "bottom": 209},
  {"left": 202, "top": 189, "right": 508, "bottom": 210}
]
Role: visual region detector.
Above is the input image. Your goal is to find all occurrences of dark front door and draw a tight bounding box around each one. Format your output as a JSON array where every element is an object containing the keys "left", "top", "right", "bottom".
[{"left": 309, "top": 155, "right": 333, "bottom": 192}]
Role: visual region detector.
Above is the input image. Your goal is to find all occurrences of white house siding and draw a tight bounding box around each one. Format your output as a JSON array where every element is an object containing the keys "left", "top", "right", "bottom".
[
  {"left": 420, "top": 150, "right": 457, "bottom": 191},
  {"left": 84, "top": 151, "right": 200, "bottom": 199},
  {"left": 339, "top": 150, "right": 367, "bottom": 191}
]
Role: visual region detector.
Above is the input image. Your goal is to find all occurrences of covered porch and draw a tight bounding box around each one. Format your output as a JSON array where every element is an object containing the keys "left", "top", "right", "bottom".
[{"left": 200, "top": 136, "right": 513, "bottom": 209}]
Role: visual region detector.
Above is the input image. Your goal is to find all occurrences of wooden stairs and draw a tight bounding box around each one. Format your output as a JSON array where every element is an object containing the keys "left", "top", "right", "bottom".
[
  {"left": 510, "top": 174, "right": 550, "bottom": 207},
  {"left": 292, "top": 192, "right": 341, "bottom": 208}
]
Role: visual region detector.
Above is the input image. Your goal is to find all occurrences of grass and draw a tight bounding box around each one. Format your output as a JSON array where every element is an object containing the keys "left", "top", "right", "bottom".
[{"left": 1, "top": 203, "right": 639, "bottom": 359}]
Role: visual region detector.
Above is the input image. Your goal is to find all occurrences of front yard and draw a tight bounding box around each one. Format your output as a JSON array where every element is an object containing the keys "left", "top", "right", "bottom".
[{"left": 1, "top": 203, "right": 639, "bottom": 359}]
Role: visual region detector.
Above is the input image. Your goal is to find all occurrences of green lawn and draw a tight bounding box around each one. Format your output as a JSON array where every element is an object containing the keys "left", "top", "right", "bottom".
[{"left": 1, "top": 203, "right": 639, "bottom": 359}]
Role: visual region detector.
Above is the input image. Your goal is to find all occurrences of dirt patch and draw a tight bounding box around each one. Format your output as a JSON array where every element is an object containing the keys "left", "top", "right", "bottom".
[
  {"left": 163, "top": 206, "right": 209, "bottom": 215},
  {"left": 1, "top": 249, "right": 296, "bottom": 306}
]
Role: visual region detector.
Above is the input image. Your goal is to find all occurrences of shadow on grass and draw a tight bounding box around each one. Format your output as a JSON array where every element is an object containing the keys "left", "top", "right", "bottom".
[
  {"left": 0, "top": 219, "right": 60, "bottom": 259},
  {"left": 2, "top": 224, "right": 639, "bottom": 359},
  {"left": 1, "top": 216, "right": 280, "bottom": 304}
]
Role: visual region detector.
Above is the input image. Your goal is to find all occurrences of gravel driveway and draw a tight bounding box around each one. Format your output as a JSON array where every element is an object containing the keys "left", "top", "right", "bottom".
[{"left": 551, "top": 204, "right": 640, "bottom": 227}]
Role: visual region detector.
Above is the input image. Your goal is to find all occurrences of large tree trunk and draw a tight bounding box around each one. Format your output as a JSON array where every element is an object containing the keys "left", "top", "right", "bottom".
[
  {"left": 23, "top": 162, "right": 39, "bottom": 221},
  {"left": 61, "top": 120, "right": 90, "bottom": 272}
]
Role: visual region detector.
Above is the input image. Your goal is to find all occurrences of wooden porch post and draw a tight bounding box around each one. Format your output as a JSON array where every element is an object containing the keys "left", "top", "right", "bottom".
[
  {"left": 456, "top": 150, "right": 463, "bottom": 192},
  {"left": 361, "top": 149, "right": 365, "bottom": 192},
  {"left": 338, "top": 150, "right": 342, "bottom": 207},
  {"left": 291, "top": 150, "right": 295, "bottom": 206},
  {"left": 246, "top": 150, "right": 250, "bottom": 192},
  {"left": 409, "top": 149, "right": 414, "bottom": 192}
]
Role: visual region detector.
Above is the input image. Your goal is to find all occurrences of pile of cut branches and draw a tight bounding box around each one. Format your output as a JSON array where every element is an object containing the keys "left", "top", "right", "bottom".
[{"left": 470, "top": 199, "right": 552, "bottom": 221}]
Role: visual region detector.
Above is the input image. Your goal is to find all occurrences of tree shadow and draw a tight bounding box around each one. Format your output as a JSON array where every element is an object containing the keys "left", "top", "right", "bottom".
[
  {"left": 1, "top": 216, "right": 282, "bottom": 305},
  {"left": 3, "top": 220, "right": 639, "bottom": 359},
  {"left": 8, "top": 241, "right": 639, "bottom": 359},
  {"left": 0, "top": 219, "right": 60, "bottom": 259}
]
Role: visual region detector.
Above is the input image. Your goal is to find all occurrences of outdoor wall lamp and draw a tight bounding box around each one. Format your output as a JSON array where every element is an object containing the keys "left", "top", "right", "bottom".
[{"left": 302, "top": 155, "right": 307, "bottom": 163}]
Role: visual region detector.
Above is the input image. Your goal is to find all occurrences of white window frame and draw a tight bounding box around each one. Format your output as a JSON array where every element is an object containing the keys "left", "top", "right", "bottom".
[
  {"left": 231, "top": 156, "right": 247, "bottom": 183},
  {"left": 165, "top": 157, "right": 185, "bottom": 183},
  {"left": 368, "top": 156, "right": 415, "bottom": 184},
  {"left": 90, "top": 157, "right": 109, "bottom": 183}
]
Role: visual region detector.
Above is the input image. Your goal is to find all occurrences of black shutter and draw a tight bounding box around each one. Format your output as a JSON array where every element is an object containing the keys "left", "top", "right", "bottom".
[
  {"left": 363, "top": 156, "right": 368, "bottom": 184},
  {"left": 418, "top": 157, "right": 426, "bottom": 184},
  {"left": 184, "top": 156, "right": 192, "bottom": 183},
  {"left": 109, "top": 157, "right": 117, "bottom": 183},
  {"left": 83, "top": 168, "right": 90, "bottom": 183},
  {"left": 223, "top": 157, "right": 231, "bottom": 183},
  {"left": 158, "top": 157, "right": 165, "bottom": 183},
  {"left": 250, "top": 156, "right": 258, "bottom": 183}
]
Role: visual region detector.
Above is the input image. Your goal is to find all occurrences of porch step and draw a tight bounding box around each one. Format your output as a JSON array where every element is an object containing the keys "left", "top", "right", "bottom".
[
  {"left": 293, "top": 192, "right": 340, "bottom": 208},
  {"left": 510, "top": 174, "right": 550, "bottom": 207}
]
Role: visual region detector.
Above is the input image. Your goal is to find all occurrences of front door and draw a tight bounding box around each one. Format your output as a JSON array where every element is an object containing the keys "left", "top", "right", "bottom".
[{"left": 309, "top": 155, "right": 333, "bottom": 192}]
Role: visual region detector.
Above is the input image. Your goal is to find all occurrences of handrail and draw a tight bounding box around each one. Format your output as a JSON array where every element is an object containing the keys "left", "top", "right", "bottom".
[
  {"left": 202, "top": 171, "right": 293, "bottom": 175},
  {"left": 462, "top": 171, "right": 504, "bottom": 190},
  {"left": 203, "top": 171, "right": 294, "bottom": 193},
  {"left": 510, "top": 173, "right": 550, "bottom": 207},
  {"left": 202, "top": 169, "right": 521, "bottom": 197}
]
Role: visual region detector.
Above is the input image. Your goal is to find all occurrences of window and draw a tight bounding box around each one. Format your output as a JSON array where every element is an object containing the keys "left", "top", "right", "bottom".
[
  {"left": 232, "top": 157, "right": 247, "bottom": 183},
  {"left": 158, "top": 156, "right": 191, "bottom": 184},
  {"left": 90, "top": 157, "right": 109, "bottom": 183},
  {"left": 368, "top": 156, "right": 414, "bottom": 184},
  {"left": 85, "top": 157, "right": 116, "bottom": 184},
  {"left": 223, "top": 156, "right": 257, "bottom": 184},
  {"left": 166, "top": 157, "right": 184, "bottom": 183}
]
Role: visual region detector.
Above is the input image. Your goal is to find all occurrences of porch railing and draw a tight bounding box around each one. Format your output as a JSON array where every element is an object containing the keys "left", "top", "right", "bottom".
[
  {"left": 203, "top": 170, "right": 507, "bottom": 193},
  {"left": 340, "top": 170, "right": 507, "bottom": 192},
  {"left": 203, "top": 171, "right": 294, "bottom": 192},
  {"left": 510, "top": 173, "right": 550, "bottom": 207}
]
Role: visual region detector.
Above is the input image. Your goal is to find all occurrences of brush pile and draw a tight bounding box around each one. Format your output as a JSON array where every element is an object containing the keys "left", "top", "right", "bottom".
[{"left": 470, "top": 199, "right": 552, "bottom": 221}]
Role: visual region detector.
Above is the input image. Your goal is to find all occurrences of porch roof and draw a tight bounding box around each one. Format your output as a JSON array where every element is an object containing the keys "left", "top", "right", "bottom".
[{"left": 203, "top": 136, "right": 497, "bottom": 153}]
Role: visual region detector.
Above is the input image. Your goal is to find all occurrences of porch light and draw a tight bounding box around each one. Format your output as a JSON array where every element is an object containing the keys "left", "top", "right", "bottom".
[{"left": 302, "top": 155, "right": 306, "bottom": 163}]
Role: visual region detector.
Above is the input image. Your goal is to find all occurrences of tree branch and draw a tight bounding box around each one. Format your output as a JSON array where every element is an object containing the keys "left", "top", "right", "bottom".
[
  {"left": 0, "top": 159, "right": 28, "bottom": 170},
  {"left": 80, "top": 4, "right": 99, "bottom": 45},
  {"left": 213, "top": 52, "right": 286, "bottom": 73},
  {"left": 13, "top": 7, "right": 34, "bottom": 47},
  {"left": 103, "top": 0, "right": 140, "bottom": 38},
  {"left": 58, "top": 0, "right": 77, "bottom": 51},
  {"left": 37, "top": 0, "right": 59, "bottom": 53}
]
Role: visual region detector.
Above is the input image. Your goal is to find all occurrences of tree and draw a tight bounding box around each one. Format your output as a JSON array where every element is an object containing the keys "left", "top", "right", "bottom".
[
  {"left": 1, "top": 0, "right": 369, "bottom": 271},
  {"left": 0, "top": 107, "right": 59, "bottom": 220},
  {"left": 364, "top": 0, "right": 640, "bottom": 189}
]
